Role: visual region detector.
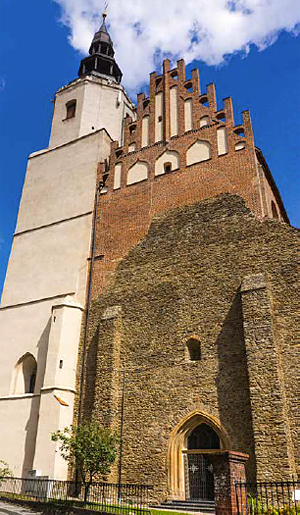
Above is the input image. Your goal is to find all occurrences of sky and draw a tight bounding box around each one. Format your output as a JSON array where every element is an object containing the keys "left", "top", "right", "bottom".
[{"left": 0, "top": 0, "right": 299, "bottom": 300}]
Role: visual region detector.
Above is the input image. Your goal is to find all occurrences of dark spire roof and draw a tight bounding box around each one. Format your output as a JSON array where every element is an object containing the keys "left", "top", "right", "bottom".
[
  {"left": 78, "top": 13, "right": 123, "bottom": 84},
  {"left": 90, "top": 13, "right": 112, "bottom": 48}
]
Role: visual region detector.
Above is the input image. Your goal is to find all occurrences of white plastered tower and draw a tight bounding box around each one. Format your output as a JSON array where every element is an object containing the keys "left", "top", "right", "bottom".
[{"left": 0, "top": 16, "right": 135, "bottom": 479}]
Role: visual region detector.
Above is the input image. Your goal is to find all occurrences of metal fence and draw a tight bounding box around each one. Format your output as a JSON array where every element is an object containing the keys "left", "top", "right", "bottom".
[
  {"left": 235, "top": 481, "right": 300, "bottom": 515},
  {"left": 0, "top": 477, "right": 152, "bottom": 514}
]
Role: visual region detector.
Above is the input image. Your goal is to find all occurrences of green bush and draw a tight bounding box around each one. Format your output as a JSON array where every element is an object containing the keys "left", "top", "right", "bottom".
[
  {"left": 247, "top": 494, "right": 297, "bottom": 515},
  {"left": 0, "top": 460, "right": 12, "bottom": 485}
]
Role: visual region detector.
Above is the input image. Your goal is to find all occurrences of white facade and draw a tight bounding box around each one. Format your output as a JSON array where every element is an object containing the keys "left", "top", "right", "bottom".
[{"left": 0, "top": 74, "right": 134, "bottom": 479}]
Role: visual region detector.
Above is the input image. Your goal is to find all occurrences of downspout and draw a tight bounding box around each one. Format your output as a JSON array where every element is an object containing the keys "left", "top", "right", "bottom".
[
  {"left": 120, "top": 100, "right": 126, "bottom": 146},
  {"left": 78, "top": 179, "right": 105, "bottom": 424}
]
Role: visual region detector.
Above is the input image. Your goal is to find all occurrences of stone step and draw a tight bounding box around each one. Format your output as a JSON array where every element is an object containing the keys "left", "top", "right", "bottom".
[{"left": 151, "top": 500, "right": 216, "bottom": 513}]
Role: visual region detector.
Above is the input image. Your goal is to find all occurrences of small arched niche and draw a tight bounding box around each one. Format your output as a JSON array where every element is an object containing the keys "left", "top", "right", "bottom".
[
  {"left": 12, "top": 353, "right": 37, "bottom": 395},
  {"left": 200, "top": 116, "right": 209, "bottom": 128},
  {"left": 187, "top": 140, "right": 211, "bottom": 166},
  {"left": 186, "top": 338, "right": 201, "bottom": 361},
  {"left": 235, "top": 141, "right": 246, "bottom": 151},
  {"left": 155, "top": 150, "right": 180, "bottom": 176},
  {"left": 271, "top": 200, "right": 279, "bottom": 220},
  {"left": 127, "top": 161, "right": 149, "bottom": 185}
]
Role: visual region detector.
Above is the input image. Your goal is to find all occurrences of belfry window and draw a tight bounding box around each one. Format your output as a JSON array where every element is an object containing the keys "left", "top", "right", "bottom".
[
  {"left": 66, "top": 100, "right": 76, "bottom": 120},
  {"left": 186, "top": 338, "right": 201, "bottom": 361}
]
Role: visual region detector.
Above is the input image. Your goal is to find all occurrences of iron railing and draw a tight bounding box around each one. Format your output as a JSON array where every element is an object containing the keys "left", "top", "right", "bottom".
[
  {"left": 235, "top": 481, "right": 300, "bottom": 515},
  {"left": 0, "top": 477, "right": 152, "bottom": 514}
]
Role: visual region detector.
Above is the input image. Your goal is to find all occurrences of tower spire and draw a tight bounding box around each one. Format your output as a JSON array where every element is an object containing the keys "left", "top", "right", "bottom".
[{"left": 78, "top": 12, "right": 122, "bottom": 84}]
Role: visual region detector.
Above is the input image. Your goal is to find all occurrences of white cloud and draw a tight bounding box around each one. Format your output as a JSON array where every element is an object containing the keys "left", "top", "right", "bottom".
[{"left": 54, "top": 0, "right": 300, "bottom": 92}]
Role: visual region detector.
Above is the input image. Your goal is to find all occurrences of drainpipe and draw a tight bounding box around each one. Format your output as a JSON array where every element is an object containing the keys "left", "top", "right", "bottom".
[
  {"left": 78, "top": 179, "right": 105, "bottom": 424},
  {"left": 120, "top": 100, "right": 126, "bottom": 147},
  {"left": 118, "top": 368, "right": 126, "bottom": 494}
]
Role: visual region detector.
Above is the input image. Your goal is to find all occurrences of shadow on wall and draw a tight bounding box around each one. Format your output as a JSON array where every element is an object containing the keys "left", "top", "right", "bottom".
[
  {"left": 82, "top": 325, "right": 100, "bottom": 421},
  {"left": 22, "top": 318, "right": 51, "bottom": 477},
  {"left": 215, "top": 291, "right": 257, "bottom": 482}
]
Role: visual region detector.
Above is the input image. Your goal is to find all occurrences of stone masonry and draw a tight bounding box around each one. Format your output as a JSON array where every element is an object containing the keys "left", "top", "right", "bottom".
[{"left": 78, "top": 194, "right": 298, "bottom": 502}]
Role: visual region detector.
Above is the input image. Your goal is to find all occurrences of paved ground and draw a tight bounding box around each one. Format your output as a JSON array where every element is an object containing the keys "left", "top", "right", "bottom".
[{"left": 0, "top": 501, "right": 42, "bottom": 515}]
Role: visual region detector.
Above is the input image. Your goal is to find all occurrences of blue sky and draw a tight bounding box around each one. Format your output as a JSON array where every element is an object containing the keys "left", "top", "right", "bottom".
[{"left": 0, "top": 0, "right": 299, "bottom": 300}]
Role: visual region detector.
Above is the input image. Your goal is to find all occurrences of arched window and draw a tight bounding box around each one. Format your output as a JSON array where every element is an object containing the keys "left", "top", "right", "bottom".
[
  {"left": 271, "top": 200, "right": 279, "bottom": 220},
  {"left": 186, "top": 338, "right": 201, "bottom": 361},
  {"left": 188, "top": 423, "right": 220, "bottom": 450},
  {"left": 155, "top": 150, "right": 180, "bottom": 176},
  {"left": 12, "top": 353, "right": 37, "bottom": 395}
]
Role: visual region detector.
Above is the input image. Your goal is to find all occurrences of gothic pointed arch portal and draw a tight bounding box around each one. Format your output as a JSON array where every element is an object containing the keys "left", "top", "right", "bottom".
[{"left": 167, "top": 410, "right": 230, "bottom": 500}]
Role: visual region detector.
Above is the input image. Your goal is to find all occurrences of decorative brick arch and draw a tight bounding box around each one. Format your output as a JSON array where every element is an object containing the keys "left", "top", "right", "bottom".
[
  {"left": 166, "top": 410, "right": 230, "bottom": 500},
  {"left": 186, "top": 139, "right": 212, "bottom": 166},
  {"left": 127, "top": 160, "right": 149, "bottom": 186}
]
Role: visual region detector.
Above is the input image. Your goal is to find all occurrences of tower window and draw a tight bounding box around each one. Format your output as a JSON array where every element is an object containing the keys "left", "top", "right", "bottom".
[
  {"left": 29, "top": 364, "right": 37, "bottom": 394},
  {"left": 66, "top": 100, "right": 77, "bottom": 120},
  {"left": 186, "top": 338, "right": 201, "bottom": 361},
  {"left": 12, "top": 353, "right": 37, "bottom": 395}
]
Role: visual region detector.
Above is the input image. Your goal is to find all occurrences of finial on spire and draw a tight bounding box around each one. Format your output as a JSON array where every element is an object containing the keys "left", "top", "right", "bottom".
[{"left": 103, "top": 2, "right": 108, "bottom": 19}]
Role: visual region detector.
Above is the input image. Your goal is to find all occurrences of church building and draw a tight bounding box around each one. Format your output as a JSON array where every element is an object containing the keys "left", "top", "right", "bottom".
[{"left": 0, "top": 13, "right": 298, "bottom": 504}]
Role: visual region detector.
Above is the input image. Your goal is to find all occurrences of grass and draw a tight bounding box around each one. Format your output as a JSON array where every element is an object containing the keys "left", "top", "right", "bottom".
[
  {"left": 0, "top": 495, "right": 189, "bottom": 515},
  {"left": 150, "top": 511, "right": 188, "bottom": 515},
  {"left": 0, "top": 493, "right": 152, "bottom": 515}
]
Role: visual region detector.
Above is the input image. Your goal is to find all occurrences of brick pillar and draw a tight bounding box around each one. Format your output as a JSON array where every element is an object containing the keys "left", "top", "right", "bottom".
[
  {"left": 209, "top": 451, "right": 248, "bottom": 515},
  {"left": 207, "top": 83, "right": 217, "bottom": 112},
  {"left": 240, "top": 273, "right": 296, "bottom": 480}
]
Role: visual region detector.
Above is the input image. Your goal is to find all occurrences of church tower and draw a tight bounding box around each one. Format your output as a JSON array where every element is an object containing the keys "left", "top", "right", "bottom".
[{"left": 0, "top": 14, "right": 135, "bottom": 479}]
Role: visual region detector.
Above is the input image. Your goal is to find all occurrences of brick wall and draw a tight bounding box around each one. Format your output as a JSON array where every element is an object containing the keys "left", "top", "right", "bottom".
[{"left": 91, "top": 58, "right": 288, "bottom": 297}]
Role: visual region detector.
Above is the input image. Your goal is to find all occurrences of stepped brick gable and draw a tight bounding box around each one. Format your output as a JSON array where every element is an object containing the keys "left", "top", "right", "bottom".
[{"left": 92, "top": 58, "right": 288, "bottom": 297}]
